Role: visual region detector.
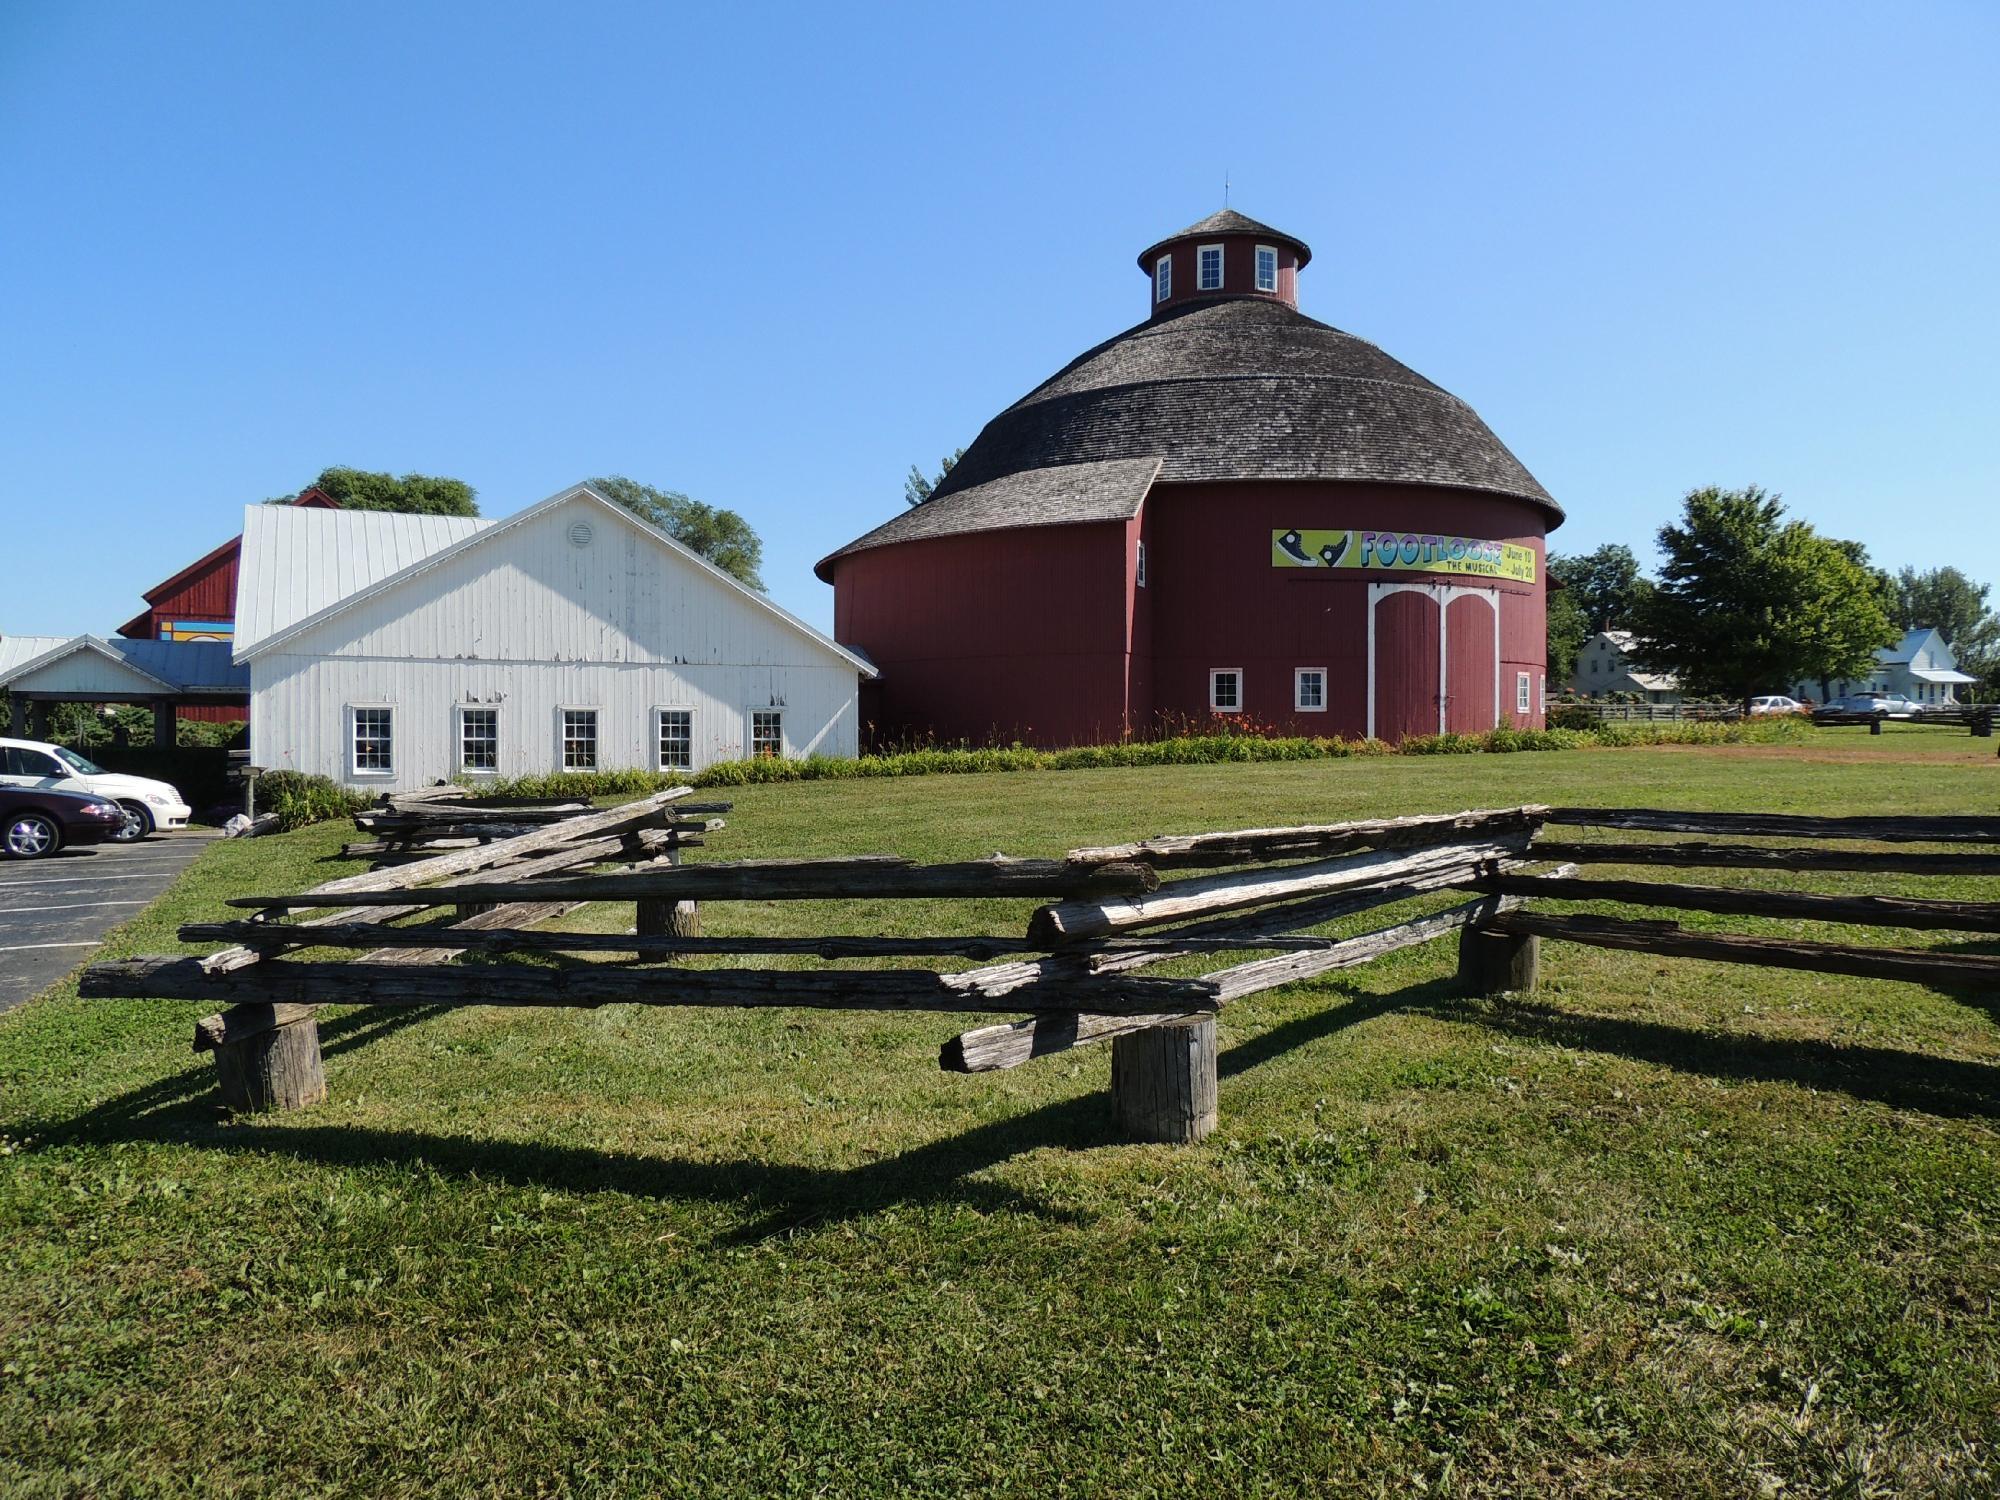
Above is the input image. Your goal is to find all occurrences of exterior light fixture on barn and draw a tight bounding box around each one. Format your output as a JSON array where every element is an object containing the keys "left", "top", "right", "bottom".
[
  {"left": 818, "top": 208, "right": 1562, "bottom": 746},
  {"left": 236, "top": 484, "right": 874, "bottom": 789}
]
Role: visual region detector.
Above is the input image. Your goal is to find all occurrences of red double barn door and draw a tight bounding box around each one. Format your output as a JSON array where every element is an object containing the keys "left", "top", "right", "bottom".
[
  {"left": 1370, "top": 586, "right": 1498, "bottom": 740},
  {"left": 1445, "top": 593, "right": 1497, "bottom": 733}
]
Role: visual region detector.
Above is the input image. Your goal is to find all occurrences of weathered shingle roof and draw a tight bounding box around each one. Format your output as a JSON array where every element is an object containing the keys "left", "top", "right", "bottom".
[
  {"left": 815, "top": 458, "right": 1160, "bottom": 577},
  {"left": 1137, "top": 210, "right": 1312, "bottom": 269},
  {"left": 820, "top": 297, "right": 1559, "bottom": 574}
]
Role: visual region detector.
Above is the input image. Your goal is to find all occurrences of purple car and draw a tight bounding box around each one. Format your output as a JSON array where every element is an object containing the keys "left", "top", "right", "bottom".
[{"left": 1, "top": 785, "right": 128, "bottom": 859}]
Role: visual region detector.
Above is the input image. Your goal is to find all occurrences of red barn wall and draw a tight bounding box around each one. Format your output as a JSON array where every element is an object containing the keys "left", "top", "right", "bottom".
[
  {"left": 831, "top": 523, "right": 1133, "bottom": 747},
  {"left": 828, "top": 480, "right": 1550, "bottom": 748}
]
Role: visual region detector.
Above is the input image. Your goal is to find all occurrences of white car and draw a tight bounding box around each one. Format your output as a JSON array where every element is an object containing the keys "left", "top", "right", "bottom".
[
  {"left": 1748, "top": 696, "right": 1804, "bottom": 716},
  {"left": 0, "top": 737, "right": 192, "bottom": 842}
]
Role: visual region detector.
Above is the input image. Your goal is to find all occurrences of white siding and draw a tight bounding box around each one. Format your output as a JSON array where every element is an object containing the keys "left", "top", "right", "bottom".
[
  {"left": 235, "top": 507, "right": 491, "bottom": 656},
  {"left": 247, "top": 494, "right": 861, "bottom": 788}
]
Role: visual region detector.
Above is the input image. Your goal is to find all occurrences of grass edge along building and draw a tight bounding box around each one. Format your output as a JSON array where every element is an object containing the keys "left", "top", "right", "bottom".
[{"left": 819, "top": 208, "right": 1561, "bottom": 747}]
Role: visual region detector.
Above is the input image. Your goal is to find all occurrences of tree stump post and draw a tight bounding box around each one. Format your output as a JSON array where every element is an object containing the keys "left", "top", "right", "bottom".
[
  {"left": 197, "top": 1003, "right": 327, "bottom": 1113},
  {"left": 455, "top": 902, "right": 497, "bottom": 922},
  {"left": 1458, "top": 927, "right": 1541, "bottom": 997},
  {"left": 636, "top": 845, "right": 700, "bottom": 941},
  {"left": 1110, "top": 1017, "right": 1217, "bottom": 1144}
]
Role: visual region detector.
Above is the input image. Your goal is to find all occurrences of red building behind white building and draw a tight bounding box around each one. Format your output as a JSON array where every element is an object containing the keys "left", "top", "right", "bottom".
[{"left": 819, "top": 210, "right": 1562, "bottom": 747}]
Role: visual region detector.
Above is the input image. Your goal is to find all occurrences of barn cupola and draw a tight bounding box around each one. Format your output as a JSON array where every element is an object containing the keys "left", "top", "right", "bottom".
[{"left": 1136, "top": 208, "right": 1312, "bottom": 318}]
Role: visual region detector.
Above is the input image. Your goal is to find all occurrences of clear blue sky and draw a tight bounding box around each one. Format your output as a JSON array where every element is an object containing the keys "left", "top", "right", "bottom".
[{"left": 3, "top": 1, "right": 1995, "bottom": 638}]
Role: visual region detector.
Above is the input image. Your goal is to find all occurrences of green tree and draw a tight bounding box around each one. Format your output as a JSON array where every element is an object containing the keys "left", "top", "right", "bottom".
[
  {"left": 278, "top": 466, "right": 480, "bottom": 516},
  {"left": 588, "top": 476, "right": 765, "bottom": 591},
  {"left": 1545, "top": 584, "right": 1589, "bottom": 685},
  {"left": 1892, "top": 566, "right": 1998, "bottom": 668},
  {"left": 1547, "top": 544, "right": 1653, "bottom": 633},
  {"left": 1626, "top": 486, "right": 1897, "bottom": 711},
  {"left": 904, "top": 448, "right": 966, "bottom": 507}
]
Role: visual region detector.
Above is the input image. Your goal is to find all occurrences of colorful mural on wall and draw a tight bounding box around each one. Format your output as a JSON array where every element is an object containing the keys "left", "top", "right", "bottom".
[{"left": 1272, "top": 529, "right": 1537, "bottom": 584}]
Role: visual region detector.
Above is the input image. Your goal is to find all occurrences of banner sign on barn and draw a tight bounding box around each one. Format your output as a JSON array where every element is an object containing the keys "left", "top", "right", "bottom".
[{"left": 1271, "top": 529, "right": 1538, "bottom": 583}]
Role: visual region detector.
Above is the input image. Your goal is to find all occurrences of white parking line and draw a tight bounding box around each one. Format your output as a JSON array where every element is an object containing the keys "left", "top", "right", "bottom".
[
  {"left": 0, "top": 900, "right": 149, "bottom": 915},
  {"left": 0, "top": 872, "right": 189, "bottom": 889},
  {"left": 0, "top": 940, "right": 100, "bottom": 953}
]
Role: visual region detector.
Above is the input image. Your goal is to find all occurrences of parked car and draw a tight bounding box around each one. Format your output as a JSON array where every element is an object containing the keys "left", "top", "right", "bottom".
[
  {"left": 0, "top": 784, "right": 128, "bottom": 859},
  {"left": 0, "top": 737, "right": 191, "bottom": 842},
  {"left": 1749, "top": 696, "right": 1804, "bottom": 716},
  {"left": 1815, "top": 693, "right": 1920, "bottom": 719}
]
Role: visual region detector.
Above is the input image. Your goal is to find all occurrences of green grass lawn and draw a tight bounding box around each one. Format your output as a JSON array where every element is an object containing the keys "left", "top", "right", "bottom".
[{"left": 3, "top": 743, "right": 1998, "bottom": 1497}]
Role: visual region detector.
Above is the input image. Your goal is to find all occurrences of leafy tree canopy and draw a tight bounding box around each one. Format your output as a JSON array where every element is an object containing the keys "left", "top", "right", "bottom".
[
  {"left": 1626, "top": 486, "right": 1897, "bottom": 708},
  {"left": 270, "top": 466, "right": 480, "bottom": 516},
  {"left": 904, "top": 448, "right": 966, "bottom": 508},
  {"left": 1893, "top": 566, "right": 1998, "bottom": 669},
  {"left": 588, "top": 476, "right": 765, "bottom": 592},
  {"left": 1545, "top": 585, "right": 1589, "bottom": 684},
  {"left": 1547, "top": 544, "right": 1653, "bottom": 634}
]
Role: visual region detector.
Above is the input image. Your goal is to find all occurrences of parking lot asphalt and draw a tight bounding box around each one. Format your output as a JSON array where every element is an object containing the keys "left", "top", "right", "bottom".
[{"left": 0, "top": 830, "right": 216, "bottom": 1016}]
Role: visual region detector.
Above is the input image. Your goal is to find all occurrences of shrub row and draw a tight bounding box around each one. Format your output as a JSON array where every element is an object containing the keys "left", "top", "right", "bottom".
[{"left": 460, "top": 717, "right": 1814, "bottom": 803}]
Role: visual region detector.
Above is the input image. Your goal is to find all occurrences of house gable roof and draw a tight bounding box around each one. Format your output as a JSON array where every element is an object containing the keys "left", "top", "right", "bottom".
[
  {"left": 0, "top": 635, "right": 182, "bottom": 695},
  {"left": 238, "top": 484, "right": 876, "bottom": 677}
]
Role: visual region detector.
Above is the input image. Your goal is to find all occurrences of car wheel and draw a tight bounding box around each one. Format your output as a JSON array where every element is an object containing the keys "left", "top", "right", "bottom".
[
  {"left": 3, "top": 812, "right": 62, "bottom": 860},
  {"left": 108, "top": 802, "right": 153, "bottom": 843}
]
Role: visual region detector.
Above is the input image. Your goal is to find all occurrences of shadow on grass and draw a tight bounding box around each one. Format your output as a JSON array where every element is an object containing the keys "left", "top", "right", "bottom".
[
  {"left": 1419, "top": 995, "right": 2000, "bottom": 1119},
  {"left": 24, "top": 989, "right": 1405, "bottom": 1241}
]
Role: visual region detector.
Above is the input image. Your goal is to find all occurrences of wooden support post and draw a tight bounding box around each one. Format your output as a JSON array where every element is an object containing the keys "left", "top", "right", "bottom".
[
  {"left": 1870, "top": 717, "right": 1883, "bottom": 736},
  {"left": 153, "top": 699, "right": 176, "bottom": 748},
  {"left": 635, "top": 845, "right": 700, "bottom": 939},
  {"left": 200, "top": 1004, "right": 327, "bottom": 1113},
  {"left": 455, "top": 903, "right": 497, "bottom": 922},
  {"left": 27, "top": 699, "right": 49, "bottom": 739},
  {"left": 1458, "top": 926, "right": 1540, "bottom": 996},
  {"left": 1110, "top": 1018, "right": 1217, "bottom": 1144}
]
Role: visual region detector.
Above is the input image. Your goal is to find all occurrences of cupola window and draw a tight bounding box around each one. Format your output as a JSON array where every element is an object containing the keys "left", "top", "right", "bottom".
[
  {"left": 1255, "top": 245, "right": 1278, "bottom": 292},
  {"left": 1197, "top": 244, "right": 1224, "bottom": 291},
  {"left": 1154, "top": 255, "right": 1172, "bottom": 304}
]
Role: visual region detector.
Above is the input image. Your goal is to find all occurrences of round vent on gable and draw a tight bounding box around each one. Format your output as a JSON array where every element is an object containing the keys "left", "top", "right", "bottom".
[{"left": 568, "top": 521, "right": 595, "bottom": 548}]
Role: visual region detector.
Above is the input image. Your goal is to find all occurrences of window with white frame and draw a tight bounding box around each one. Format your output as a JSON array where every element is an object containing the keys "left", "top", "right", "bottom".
[
  {"left": 1255, "top": 245, "right": 1278, "bottom": 292},
  {"left": 1154, "top": 254, "right": 1172, "bottom": 303},
  {"left": 656, "top": 708, "right": 693, "bottom": 771},
  {"left": 751, "top": 709, "right": 783, "bottom": 758},
  {"left": 1517, "top": 672, "right": 1532, "bottom": 714},
  {"left": 351, "top": 707, "right": 393, "bottom": 775},
  {"left": 1210, "top": 668, "right": 1242, "bottom": 713},
  {"left": 561, "top": 708, "right": 598, "bottom": 770},
  {"left": 1136, "top": 539, "right": 1147, "bottom": 588},
  {"left": 1295, "top": 667, "right": 1327, "bottom": 712},
  {"left": 458, "top": 707, "right": 498, "bottom": 772},
  {"left": 1197, "top": 243, "right": 1223, "bottom": 290}
]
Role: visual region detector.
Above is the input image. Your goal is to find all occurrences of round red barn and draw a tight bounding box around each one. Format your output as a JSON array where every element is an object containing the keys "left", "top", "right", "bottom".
[{"left": 817, "top": 208, "right": 1561, "bottom": 747}]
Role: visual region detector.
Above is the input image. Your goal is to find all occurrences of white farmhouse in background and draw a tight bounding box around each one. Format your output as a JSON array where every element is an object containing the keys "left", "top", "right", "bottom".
[
  {"left": 235, "top": 484, "right": 874, "bottom": 790},
  {"left": 1791, "top": 627, "right": 1979, "bottom": 707},
  {"left": 1568, "top": 629, "right": 1682, "bottom": 704}
]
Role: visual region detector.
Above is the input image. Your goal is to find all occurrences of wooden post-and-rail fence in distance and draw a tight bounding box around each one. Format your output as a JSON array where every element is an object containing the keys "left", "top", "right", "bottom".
[{"left": 76, "top": 801, "right": 2000, "bottom": 1142}]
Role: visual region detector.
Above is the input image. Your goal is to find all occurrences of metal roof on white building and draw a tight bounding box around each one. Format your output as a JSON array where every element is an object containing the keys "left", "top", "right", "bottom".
[{"left": 233, "top": 505, "right": 492, "bottom": 660}]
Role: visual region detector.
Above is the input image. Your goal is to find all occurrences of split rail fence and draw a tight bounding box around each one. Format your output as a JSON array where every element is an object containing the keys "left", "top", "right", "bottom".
[{"left": 80, "top": 799, "right": 2000, "bottom": 1144}]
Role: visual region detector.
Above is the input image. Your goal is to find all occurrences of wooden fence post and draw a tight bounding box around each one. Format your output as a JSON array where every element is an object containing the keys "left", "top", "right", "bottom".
[
  {"left": 1111, "top": 1018, "right": 1217, "bottom": 1144},
  {"left": 1458, "top": 927, "right": 1540, "bottom": 996},
  {"left": 636, "top": 845, "right": 700, "bottom": 939},
  {"left": 198, "top": 1003, "right": 327, "bottom": 1113}
]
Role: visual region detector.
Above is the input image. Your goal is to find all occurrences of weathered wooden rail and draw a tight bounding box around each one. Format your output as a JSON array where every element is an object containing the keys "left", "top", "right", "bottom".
[{"left": 76, "top": 798, "right": 2000, "bottom": 1146}]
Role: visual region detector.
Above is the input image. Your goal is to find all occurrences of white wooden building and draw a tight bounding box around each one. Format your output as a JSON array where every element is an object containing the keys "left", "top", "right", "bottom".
[
  {"left": 1568, "top": 630, "right": 1682, "bottom": 703},
  {"left": 235, "top": 484, "right": 875, "bottom": 790},
  {"left": 1790, "top": 627, "right": 1980, "bottom": 707}
]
